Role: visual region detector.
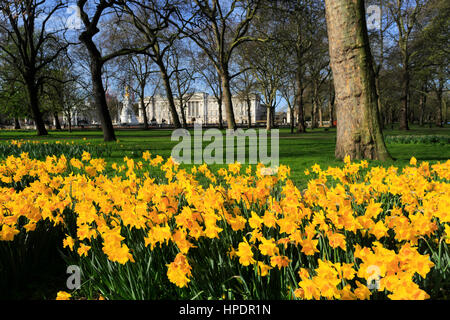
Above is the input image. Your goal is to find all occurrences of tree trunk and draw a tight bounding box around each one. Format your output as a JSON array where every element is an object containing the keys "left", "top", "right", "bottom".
[
  {"left": 290, "top": 107, "right": 294, "bottom": 133},
  {"left": 141, "top": 100, "right": 149, "bottom": 130},
  {"left": 436, "top": 92, "right": 443, "bottom": 127},
  {"left": 329, "top": 84, "right": 335, "bottom": 127},
  {"left": 408, "top": 90, "right": 414, "bottom": 124},
  {"left": 399, "top": 62, "right": 410, "bottom": 130},
  {"left": 218, "top": 98, "right": 224, "bottom": 129},
  {"left": 375, "top": 74, "right": 384, "bottom": 129},
  {"left": 139, "top": 83, "right": 149, "bottom": 130},
  {"left": 324, "top": 0, "right": 391, "bottom": 161},
  {"left": 271, "top": 106, "right": 275, "bottom": 128},
  {"left": 296, "top": 86, "right": 306, "bottom": 133},
  {"left": 68, "top": 116, "right": 72, "bottom": 133},
  {"left": 443, "top": 95, "right": 447, "bottom": 126},
  {"left": 435, "top": 78, "right": 444, "bottom": 127},
  {"left": 14, "top": 117, "right": 21, "bottom": 129},
  {"left": 25, "top": 78, "right": 48, "bottom": 136},
  {"left": 219, "top": 68, "right": 237, "bottom": 130},
  {"left": 385, "top": 108, "right": 389, "bottom": 127},
  {"left": 266, "top": 105, "right": 272, "bottom": 130},
  {"left": 54, "top": 112, "right": 61, "bottom": 130},
  {"left": 311, "top": 95, "right": 318, "bottom": 129},
  {"left": 80, "top": 31, "right": 116, "bottom": 141},
  {"left": 319, "top": 103, "right": 323, "bottom": 127},
  {"left": 158, "top": 61, "right": 181, "bottom": 128},
  {"left": 246, "top": 96, "right": 252, "bottom": 129},
  {"left": 419, "top": 88, "right": 426, "bottom": 126},
  {"left": 179, "top": 98, "right": 187, "bottom": 128},
  {"left": 90, "top": 58, "right": 116, "bottom": 141},
  {"left": 390, "top": 106, "right": 395, "bottom": 129}
]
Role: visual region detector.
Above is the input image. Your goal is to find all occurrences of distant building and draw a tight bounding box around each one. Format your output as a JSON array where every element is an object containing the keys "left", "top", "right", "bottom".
[
  {"left": 55, "top": 91, "right": 268, "bottom": 128},
  {"left": 286, "top": 108, "right": 296, "bottom": 125},
  {"left": 140, "top": 92, "right": 267, "bottom": 125},
  {"left": 62, "top": 104, "right": 99, "bottom": 126},
  {"left": 286, "top": 109, "right": 331, "bottom": 127},
  {"left": 275, "top": 111, "right": 287, "bottom": 125}
]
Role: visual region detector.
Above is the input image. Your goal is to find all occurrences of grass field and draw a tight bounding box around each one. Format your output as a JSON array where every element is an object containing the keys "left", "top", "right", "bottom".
[{"left": 1, "top": 125, "right": 449, "bottom": 186}]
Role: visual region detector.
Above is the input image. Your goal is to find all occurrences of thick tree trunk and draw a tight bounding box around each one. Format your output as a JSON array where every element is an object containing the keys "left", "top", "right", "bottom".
[
  {"left": 324, "top": 0, "right": 391, "bottom": 161},
  {"left": 219, "top": 68, "right": 237, "bottom": 130},
  {"left": 80, "top": 32, "right": 116, "bottom": 142},
  {"left": 68, "top": 116, "right": 72, "bottom": 133},
  {"left": 54, "top": 112, "right": 61, "bottom": 130},
  {"left": 14, "top": 117, "right": 21, "bottom": 129},
  {"left": 158, "top": 62, "right": 181, "bottom": 128},
  {"left": 90, "top": 58, "right": 116, "bottom": 141},
  {"left": 140, "top": 96, "right": 149, "bottom": 130},
  {"left": 25, "top": 78, "right": 47, "bottom": 136}
]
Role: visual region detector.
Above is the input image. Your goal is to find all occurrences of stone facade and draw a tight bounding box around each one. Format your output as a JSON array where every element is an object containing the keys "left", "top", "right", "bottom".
[
  {"left": 62, "top": 105, "right": 99, "bottom": 126},
  {"left": 139, "top": 92, "right": 267, "bottom": 125}
]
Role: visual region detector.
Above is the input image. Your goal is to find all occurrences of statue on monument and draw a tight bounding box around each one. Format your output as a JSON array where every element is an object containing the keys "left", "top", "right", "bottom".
[{"left": 120, "top": 86, "right": 139, "bottom": 125}]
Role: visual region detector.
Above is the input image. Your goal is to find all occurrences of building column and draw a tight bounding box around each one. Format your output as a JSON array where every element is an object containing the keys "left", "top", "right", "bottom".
[
  {"left": 151, "top": 98, "right": 155, "bottom": 122},
  {"left": 138, "top": 102, "right": 143, "bottom": 123},
  {"left": 203, "top": 93, "right": 208, "bottom": 124}
]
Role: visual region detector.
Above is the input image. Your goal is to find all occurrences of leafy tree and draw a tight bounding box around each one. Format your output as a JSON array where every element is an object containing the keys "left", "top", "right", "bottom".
[
  {"left": 175, "top": 0, "right": 263, "bottom": 130},
  {"left": 76, "top": 0, "right": 151, "bottom": 141},
  {"left": 0, "top": 0, "right": 69, "bottom": 135}
]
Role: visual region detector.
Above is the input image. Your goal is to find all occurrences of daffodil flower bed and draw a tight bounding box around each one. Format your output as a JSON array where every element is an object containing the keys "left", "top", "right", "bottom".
[{"left": 0, "top": 151, "right": 449, "bottom": 300}]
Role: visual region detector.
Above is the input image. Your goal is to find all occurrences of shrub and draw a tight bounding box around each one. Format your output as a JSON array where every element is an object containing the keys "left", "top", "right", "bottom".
[
  {"left": 0, "top": 140, "right": 111, "bottom": 160},
  {"left": 385, "top": 135, "right": 450, "bottom": 145}
]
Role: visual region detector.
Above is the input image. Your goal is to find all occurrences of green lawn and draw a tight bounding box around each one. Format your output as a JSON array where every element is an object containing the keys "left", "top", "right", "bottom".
[{"left": 1, "top": 124, "right": 449, "bottom": 187}]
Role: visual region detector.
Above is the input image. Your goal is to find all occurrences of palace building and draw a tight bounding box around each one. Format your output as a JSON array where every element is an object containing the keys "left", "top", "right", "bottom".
[
  {"left": 52, "top": 91, "right": 269, "bottom": 129},
  {"left": 139, "top": 92, "right": 267, "bottom": 125}
]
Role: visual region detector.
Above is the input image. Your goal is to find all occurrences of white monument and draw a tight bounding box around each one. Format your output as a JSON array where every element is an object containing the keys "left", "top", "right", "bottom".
[{"left": 120, "top": 86, "right": 138, "bottom": 124}]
